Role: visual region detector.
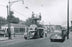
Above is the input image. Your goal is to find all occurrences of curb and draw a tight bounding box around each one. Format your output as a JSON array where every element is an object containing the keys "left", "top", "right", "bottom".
[{"left": 0, "top": 37, "right": 8, "bottom": 41}]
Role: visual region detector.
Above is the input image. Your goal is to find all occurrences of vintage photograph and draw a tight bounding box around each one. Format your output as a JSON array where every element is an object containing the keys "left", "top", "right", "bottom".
[{"left": 0, "top": 0, "right": 72, "bottom": 47}]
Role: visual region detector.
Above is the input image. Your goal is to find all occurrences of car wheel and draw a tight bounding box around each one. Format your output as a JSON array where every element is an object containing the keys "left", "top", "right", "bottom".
[
  {"left": 50, "top": 39, "right": 53, "bottom": 42},
  {"left": 62, "top": 37, "right": 66, "bottom": 42},
  {"left": 24, "top": 37, "right": 27, "bottom": 40},
  {"left": 45, "top": 33, "right": 47, "bottom": 37}
]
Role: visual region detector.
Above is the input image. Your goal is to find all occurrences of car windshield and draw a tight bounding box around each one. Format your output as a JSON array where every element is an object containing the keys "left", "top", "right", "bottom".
[
  {"left": 54, "top": 30, "right": 62, "bottom": 33},
  {"left": 30, "top": 28, "right": 33, "bottom": 30},
  {"left": 51, "top": 33, "right": 62, "bottom": 37},
  {"left": 30, "top": 31, "right": 35, "bottom": 33}
]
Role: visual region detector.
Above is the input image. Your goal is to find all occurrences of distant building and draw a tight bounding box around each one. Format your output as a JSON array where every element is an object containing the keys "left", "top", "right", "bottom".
[
  {"left": 44, "top": 25, "right": 62, "bottom": 32},
  {"left": 1, "top": 23, "right": 27, "bottom": 35}
]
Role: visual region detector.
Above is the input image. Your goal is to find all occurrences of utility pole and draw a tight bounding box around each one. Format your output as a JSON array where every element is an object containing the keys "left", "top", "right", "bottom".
[
  {"left": 7, "top": 0, "right": 12, "bottom": 39},
  {"left": 7, "top": 5, "right": 11, "bottom": 39},
  {"left": 7, "top": 5, "right": 8, "bottom": 17},
  {"left": 7, "top": 0, "right": 24, "bottom": 39},
  {"left": 67, "top": 0, "right": 69, "bottom": 39}
]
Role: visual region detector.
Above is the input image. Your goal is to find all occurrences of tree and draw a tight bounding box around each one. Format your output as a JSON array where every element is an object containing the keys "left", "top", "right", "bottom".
[
  {"left": 25, "top": 18, "right": 33, "bottom": 26},
  {"left": 7, "top": 11, "right": 19, "bottom": 24},
  {"left": 0, "top": 17, "right": 7, "bottom": 28}
]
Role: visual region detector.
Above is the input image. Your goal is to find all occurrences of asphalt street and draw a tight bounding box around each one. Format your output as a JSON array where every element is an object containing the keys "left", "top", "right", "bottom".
[
  {"left": 0, "top": 38, "right": 62, "bottom": 47},
  {"left": 0, "top": 36, "right": 63, "bottom": 47},
  {"left": 0, "top": 32, "right": 72, "bottom": 47}
]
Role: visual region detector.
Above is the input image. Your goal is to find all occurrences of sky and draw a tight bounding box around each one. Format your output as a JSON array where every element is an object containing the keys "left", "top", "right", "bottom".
[{"left": 0, "top": 0, "right": 72, "bottom": 26}]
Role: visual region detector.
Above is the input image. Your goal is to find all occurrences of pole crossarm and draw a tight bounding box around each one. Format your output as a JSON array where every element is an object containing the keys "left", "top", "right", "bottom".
[{"left": 9, "top": 0, "right": 24, "bottom": 6}]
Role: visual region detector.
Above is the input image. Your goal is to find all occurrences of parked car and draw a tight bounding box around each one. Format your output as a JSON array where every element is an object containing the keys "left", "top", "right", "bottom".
[
  {"left": 0, "top": 29, "right": 5, "bottom": 37},
  {"left": 50, "top": 30, "right": 66, "bottom": 42}
]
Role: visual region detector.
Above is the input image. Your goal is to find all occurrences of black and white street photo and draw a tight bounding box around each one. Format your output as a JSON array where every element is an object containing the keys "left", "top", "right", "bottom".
[{"left": 0, "top": 0, "right": 72, "bottom": 47}]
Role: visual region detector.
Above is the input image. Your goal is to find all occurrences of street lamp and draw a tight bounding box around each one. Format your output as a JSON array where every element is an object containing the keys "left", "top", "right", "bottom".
[
  {"left": 7, "top": 0, "right": 24, "bottom": 39},
  {"left": 67, "top": 0, "right": 69, "bottom": 39}
]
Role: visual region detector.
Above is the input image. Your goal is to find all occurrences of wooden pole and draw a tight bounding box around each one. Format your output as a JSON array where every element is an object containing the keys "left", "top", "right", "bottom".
[{"left": 67, "top": 0, "right": 69, "bottom": 39}]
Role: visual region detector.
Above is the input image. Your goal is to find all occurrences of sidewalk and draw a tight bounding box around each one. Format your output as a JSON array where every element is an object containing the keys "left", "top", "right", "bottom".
[
  {"left": 0, "top": 35, "right": 24, "bottom": 40},
  {"left": 61, "top": 32, "right": 72, "bottom": 47},
  {"left": 0, "top": 37, "right": 8, "bottom": 41},
  {"left": 0, "top": 35, "right": 25, "bottom": 46}
]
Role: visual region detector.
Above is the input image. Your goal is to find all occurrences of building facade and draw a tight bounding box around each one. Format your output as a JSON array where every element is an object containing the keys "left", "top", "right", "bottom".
[{"left": 1, "top": 23, "right": 27, "bottom": 35}]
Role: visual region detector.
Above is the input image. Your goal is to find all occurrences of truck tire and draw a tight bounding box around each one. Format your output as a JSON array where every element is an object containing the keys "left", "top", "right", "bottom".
[{"left": 24, "top": 37, "right": 27, "bottom": 40}]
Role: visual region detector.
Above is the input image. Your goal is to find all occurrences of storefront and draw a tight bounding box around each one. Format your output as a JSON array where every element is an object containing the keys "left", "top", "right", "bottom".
[{"left": 1, "top": 23, "right": 27, "bottom": 35}]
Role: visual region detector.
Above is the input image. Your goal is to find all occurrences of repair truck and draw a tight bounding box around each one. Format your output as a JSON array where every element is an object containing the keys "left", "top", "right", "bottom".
[{"left": 24, "top": 24, "right": 45, "bottom": 39}]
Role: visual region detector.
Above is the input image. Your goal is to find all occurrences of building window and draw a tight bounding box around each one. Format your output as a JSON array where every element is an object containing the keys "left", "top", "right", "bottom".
[{"left": 20, "top": 28, "right": 25, "bottom": 32}]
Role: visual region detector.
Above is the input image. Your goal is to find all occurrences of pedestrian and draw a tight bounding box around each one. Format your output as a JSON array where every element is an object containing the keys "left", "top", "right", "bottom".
[{"left": 7, "top": 28, "right": 11, "bottom": 39}]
